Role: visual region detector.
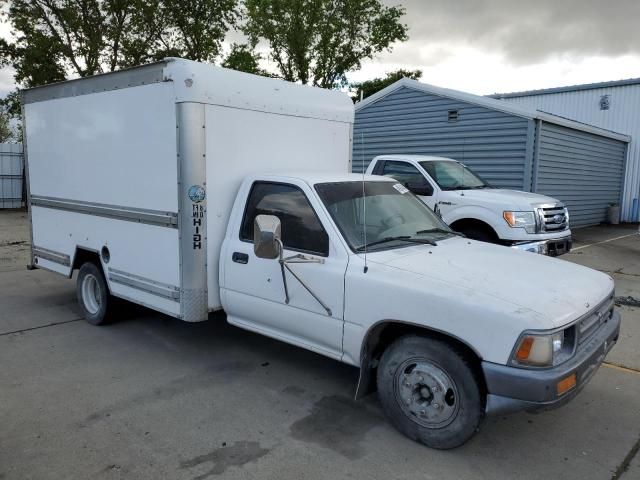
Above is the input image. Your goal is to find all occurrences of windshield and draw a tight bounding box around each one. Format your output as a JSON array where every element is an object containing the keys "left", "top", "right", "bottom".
[
  {"left": 315, "top": 181, "right": 455, "bottom": 252},
  {"left": 419, "top": 160, "right": 489, "bottom": 191}
]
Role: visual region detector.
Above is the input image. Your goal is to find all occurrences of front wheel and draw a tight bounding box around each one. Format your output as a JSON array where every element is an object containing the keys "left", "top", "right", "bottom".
[
  {"left": 76, "top": 262, "right": 112, "bottom": 325},
  {"left": 376, "top": 335, "right": 484, "bottom": 449}
]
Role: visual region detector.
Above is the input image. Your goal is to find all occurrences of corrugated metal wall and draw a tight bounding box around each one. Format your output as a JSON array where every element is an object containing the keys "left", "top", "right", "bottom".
[
  {"left": 354, "top": 86, "right": 533, "bottom": 190},
  {"left": 499, "top": 84, "right": 640, "bottom": 222},
  {"left": 0, "top": 143, "right": 23, "bottom": 209},
  {"left": 534, "top": 122, "right": 627, "bottom": 227}
]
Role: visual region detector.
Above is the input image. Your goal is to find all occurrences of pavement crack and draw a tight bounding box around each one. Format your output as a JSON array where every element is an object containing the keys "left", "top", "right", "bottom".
[
  {"left": 611, "top": 434, "right": 640, "bottom": 479},
  {"left": 0, "top": 317, "right": 83, "bottom": 337},
  {"left": 603, "top": 362, "right": 640, "bottom": 375}
]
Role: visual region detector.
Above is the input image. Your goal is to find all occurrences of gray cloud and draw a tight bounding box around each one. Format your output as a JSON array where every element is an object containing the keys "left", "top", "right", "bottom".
[{"left": 388, "top": 0, "right": 640, "bottom": 64}]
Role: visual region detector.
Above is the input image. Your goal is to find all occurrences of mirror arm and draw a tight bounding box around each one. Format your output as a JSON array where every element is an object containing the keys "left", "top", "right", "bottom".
[{"left": 276, "top": 240, "right": 332, "bottom": 316}]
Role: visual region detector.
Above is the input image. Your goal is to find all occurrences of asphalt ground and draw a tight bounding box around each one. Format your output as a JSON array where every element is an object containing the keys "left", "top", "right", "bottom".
[{"left": 1, "top": 210, "right": 639, "bottom": 480}]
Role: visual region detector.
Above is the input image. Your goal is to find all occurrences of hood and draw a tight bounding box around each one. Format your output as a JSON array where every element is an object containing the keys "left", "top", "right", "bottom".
[
  {"left": 447, "top": 188, "right": 562, "bottom": 210},
  {"left": 368, "top": 237, "right": 613, "bottom": 328}
]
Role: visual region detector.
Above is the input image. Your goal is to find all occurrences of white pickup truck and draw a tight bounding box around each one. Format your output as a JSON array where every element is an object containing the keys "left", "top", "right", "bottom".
[
  {"left": 23, "top": 59, "right": 619, "bottom": 449},
  {"left": 366, "top": 155, "right": 572, "bottom": 255}
]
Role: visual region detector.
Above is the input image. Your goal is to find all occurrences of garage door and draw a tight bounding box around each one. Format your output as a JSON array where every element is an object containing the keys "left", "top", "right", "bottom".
[{"left": 534, "top": 122, "right": 627, "bottom": 227}]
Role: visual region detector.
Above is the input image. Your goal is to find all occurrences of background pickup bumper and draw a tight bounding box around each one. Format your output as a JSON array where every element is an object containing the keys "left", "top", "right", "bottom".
[
  {"left": 511, "top": 236, "right": 572, "bottom": 256},
  {"left": 482, "top": 310, "right": 621, "bottom": 416}
]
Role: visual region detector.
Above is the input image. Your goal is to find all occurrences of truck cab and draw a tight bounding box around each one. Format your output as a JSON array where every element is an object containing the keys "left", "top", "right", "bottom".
[
  {"left": 219, "top": 172, "right": 619, "bottom": 449},
  {"left": 366, "top": 155, "right": 572, "bottom": 255}
]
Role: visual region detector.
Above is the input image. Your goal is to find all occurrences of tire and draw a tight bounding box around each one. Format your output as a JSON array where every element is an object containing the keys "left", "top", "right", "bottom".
[
  {"left": 376, "top": 335, "right": 484, "bottom": 449},
  {"left": 76, "top": 262, "right": 112, "bottom": 326},
  {"left": 458, "top": 227, "right": 495, "bottom": 243}
]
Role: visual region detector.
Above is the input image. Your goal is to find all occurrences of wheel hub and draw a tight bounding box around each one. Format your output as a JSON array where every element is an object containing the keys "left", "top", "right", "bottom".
[
  {"left": 81, "top": 273, "right": 101, "bottom": 315},
  {"left": 396, "top": 361, "right": 459, "bottom": 428}
]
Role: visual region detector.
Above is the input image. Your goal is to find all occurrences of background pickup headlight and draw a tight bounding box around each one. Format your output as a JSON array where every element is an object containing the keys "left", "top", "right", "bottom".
[
  {"left": 511, "top": 327, "right": 576, "bottom": 367},
  {"left": 503, "top": 211, "right": 537, "bottom": 233}
]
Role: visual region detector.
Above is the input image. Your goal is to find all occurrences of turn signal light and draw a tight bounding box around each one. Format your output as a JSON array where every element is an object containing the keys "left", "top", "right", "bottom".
[
  {"left": 556, "top": 373, "right": 577, "bottom": 396},
  {"left": 515, "top": 337, "right": 534, "bottom": 360}
]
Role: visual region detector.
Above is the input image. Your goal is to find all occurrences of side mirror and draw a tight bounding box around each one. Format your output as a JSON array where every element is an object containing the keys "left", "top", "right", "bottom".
[
  {"left": 406, "top": 182, "right": 433, "bottom": 197},
  {"left": 253, "top": 214, "right": 282, "bottom": 259}
]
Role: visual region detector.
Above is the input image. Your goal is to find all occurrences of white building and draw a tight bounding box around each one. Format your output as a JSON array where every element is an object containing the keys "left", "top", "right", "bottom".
[{"left": 493, "top": 78, "right": 640, "bottom": 222}]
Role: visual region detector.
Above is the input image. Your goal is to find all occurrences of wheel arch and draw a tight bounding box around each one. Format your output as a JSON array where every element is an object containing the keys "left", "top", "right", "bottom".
[
  {"left": 355, "top": 320, "right": 486, "bottom": 400},
  {"left": 71, "top": 247, "right": 112, "bottom": 294},
  {"left": 449, "top": 218, "right": 499, "bottom": 241}
]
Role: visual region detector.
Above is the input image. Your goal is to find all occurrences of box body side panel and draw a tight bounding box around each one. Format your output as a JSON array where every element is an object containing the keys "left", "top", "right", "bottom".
[{"left": 25, "top": 82, "right": 178, "bottom": 212}]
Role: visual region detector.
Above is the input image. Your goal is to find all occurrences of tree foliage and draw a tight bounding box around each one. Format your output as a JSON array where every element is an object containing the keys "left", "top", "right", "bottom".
[
  {"left": 351, "top": 68, "right": 421, "bottom": 102},
  {"left": 0, "top": 0, "right": 239, "bottom": 89},
  {"left": 222, "top": 42, "right": 272, "bottom": 77},
  {"left": 243, "top": 0, "right": 408, "bottom": 88},
  {"left": 0, "top": 108, "right": 13, "bottom": 142}
]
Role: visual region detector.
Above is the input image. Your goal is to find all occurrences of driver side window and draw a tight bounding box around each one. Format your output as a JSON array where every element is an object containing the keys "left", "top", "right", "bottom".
[
  {"left": 240, "top": 182, "right": 329, "bottom": 257},
  {"left": 382, "top": 161, "right": 433, "bottom": 196}
]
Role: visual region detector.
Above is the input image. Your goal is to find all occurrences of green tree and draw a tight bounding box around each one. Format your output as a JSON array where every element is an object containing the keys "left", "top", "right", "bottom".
[
  {"left": 243, "top": 0, "right": 408, "bottom": 88},
  {"left": 0, "top": 109, "right": 13, "bottom": 142},
  {"left": 222, "top": 42, "right": 272, "bottom": 76},
  {"left": 0, "top": 0, "right": 239, "bottom": 89},
  {"left": 351, "top": 68, "right": 422, "bottom": 102}
]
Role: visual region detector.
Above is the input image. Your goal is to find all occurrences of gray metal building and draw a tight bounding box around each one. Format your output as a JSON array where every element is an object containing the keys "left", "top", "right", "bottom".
[
  {"left": 354, "top": 79, "right": 630, "bottom": 227},
  {"left": 492, "top": 78, "right": 640, "bottom": 222},
  {"left": 0, "top": 143, "right": 23, "bottom": 209}
]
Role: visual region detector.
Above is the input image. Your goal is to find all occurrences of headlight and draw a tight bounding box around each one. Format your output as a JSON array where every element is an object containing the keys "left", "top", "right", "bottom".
[
  {"left": 503, "top": 211, "right": 537, "bottom": 233},
  {"left": 511, "top": 329, "right": 573, "bottom": 367}
]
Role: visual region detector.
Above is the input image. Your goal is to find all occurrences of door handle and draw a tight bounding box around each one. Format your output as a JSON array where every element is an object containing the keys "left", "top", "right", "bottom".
[{"left": 232, "top": 252, "right": 249, "bottom": 264}]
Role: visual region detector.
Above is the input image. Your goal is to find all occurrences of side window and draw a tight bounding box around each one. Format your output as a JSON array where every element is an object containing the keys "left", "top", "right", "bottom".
[
  {"left": 382, "top": 161, "right": 433, "bottom": 196},
  {"left": 240, "top": 182, "right": 329, "bottom": 256},
  {"left": 383, "top": 161, "right": 427, "bottom": 186}
]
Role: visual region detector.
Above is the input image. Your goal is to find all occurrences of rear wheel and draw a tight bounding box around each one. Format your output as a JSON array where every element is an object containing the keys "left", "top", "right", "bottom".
[
  {"left": 76, "top": 262, "right": 112, "bottom": 325},
  {"left": 377, "top": 335, "right": 484, "bottom": 449}
]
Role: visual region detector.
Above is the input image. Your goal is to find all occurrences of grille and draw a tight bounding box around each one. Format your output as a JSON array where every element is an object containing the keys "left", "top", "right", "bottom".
[
  {"left": 578, "top": 295, "right": 614, "bottom": 344},
  {"left": 537, "top": 204, "right": 569, "bottom": 232}
]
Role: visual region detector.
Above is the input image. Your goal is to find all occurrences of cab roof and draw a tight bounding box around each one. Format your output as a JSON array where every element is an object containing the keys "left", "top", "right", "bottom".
[
  {"left": 251, "top": 172, "right": 395, "bottom": 186},
  {"left": 374, "top": 155, "right": 457, "bottom": 163}
]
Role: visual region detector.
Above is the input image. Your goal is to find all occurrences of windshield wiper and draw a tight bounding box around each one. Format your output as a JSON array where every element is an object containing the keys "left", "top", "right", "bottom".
[
  {"left": 356, "top": 235, "right": 437, "bottom": 252},
  {"left": 416, "top": 228, "right": 466, "bottom": 238}
]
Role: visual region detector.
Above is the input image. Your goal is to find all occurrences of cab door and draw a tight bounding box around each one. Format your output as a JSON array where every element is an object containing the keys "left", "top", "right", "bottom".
[
  {"left": 221, "top": 180, "right": 348, "bottom": 360},
  {"left": 377, "top": 160, "right": 438, "bottom": 211}
]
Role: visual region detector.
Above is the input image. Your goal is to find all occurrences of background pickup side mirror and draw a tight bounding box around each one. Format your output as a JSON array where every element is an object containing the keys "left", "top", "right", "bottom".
[
  {"left": 253, "top": 214, "right": 282, "bottom": 259},
  {"left": 405, "top": 182, "right": 433, "bottom": 197}
]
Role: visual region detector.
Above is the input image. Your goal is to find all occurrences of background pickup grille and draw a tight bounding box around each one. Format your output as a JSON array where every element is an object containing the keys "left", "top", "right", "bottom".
[{"left": 537, "top": 205, "right": 569, "bottom": 232}]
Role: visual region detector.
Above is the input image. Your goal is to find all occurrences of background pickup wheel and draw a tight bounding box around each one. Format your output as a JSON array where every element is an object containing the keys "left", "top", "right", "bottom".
[
  {"left": 376, "top": 335, "right": 484, "bottom": 449},
  {"left": 76, "top": 262, "right": 112, "bottom": 325}
]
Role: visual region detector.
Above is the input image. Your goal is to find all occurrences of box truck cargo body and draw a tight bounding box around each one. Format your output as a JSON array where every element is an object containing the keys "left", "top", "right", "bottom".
[{"left": 23, "top": 58, "right": 354, "bottom": 321}]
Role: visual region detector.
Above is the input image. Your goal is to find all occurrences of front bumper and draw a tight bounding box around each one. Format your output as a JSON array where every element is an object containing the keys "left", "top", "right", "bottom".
[
  {"left": 511, "top": 236, "right": 572, "bottom": 256},
  {"left": 482, "top": 310, "right": 621, "bottom": 416}
]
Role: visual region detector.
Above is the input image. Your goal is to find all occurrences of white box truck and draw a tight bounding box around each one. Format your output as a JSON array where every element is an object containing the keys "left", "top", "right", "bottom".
[{"left": 23, "top": 59, "right": 620, "bottom": 449}]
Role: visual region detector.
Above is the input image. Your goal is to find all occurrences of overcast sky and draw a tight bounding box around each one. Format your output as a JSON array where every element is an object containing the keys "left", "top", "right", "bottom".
[
  {"left": 1, "top": 0, "right": 639, "bottom": 97},
  {"left": 349, "top": 0, "right": 640, "bottom": 94}
]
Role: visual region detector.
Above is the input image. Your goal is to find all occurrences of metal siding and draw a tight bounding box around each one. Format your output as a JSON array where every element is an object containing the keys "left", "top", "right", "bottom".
[
  {"left": 353, "top": 87, "right": 531, "bottom": 189},
  {"left": 500, "top": 84, "right": 640, "bottom": 221},
  {"left": 536, "top": 122, "right": 627, "bottom": 227},
  {"left": 0, "top": 143, "right": 23, "bottom": 209}
]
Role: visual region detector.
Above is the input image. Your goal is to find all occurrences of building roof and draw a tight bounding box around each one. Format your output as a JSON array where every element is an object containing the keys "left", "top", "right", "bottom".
[
  {"left": 489, "top": 77, "right": 640, "bottom": 99},
  {"left": 356, "top": 78, "right": 630, "bottom": 142}
]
